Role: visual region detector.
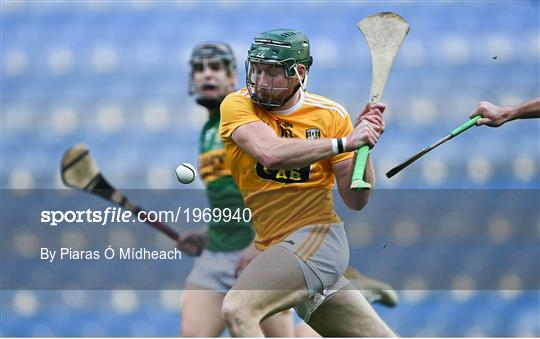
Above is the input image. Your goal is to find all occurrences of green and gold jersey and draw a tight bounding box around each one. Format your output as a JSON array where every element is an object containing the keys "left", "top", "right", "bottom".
[{"left": 199, "top": 115, "right": 254, "bottom": 252}]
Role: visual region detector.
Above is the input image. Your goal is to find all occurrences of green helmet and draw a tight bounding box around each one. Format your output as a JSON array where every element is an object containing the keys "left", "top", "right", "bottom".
[
  {"left": 246, "top": 29, "right": 312, "bottom": 110},
  {"left": 247, "top": 29, "right": 312, "bottom": 77}
]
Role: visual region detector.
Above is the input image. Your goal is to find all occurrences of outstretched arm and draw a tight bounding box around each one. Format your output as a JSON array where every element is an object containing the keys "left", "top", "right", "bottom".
[{"left": 470, "top": 97, "right": 540, "bottom": 127}]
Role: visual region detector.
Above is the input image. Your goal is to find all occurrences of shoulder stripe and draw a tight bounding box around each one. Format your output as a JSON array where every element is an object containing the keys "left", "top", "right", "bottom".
[
  {"left": 305, "top": 93, "right": 349, "bottom": 117},
  {"left": 304, "top": 99, "right": 347, "bottom": 118},
  {"left": 305, "top": 93, "right": 348, "bottom": 112},
  {"left": 235, "top": 89, "right": 250, "bottom": 97}
]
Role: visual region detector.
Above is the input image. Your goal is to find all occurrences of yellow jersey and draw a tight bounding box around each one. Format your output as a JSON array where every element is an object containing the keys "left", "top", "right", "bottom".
[{"left": 219, "top": 88, "right": 354, "bottom": 250}]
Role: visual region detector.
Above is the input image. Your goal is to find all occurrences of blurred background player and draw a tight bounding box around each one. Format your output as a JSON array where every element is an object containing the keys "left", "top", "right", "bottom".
[
  {"left": 219, "top": 29, "right": 394, "bottom": 337},
  {"left": 470, "top": 97, "right": 540, "bottom": 127},
  {"left": 179, "top": 41, "right": 399, "bottom": 337},
  {"left": 177, "top": 42, "right": 293, "bottom": 337}
]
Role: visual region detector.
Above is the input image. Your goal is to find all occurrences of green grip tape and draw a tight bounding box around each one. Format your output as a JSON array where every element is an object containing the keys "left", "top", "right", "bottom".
[
  {"left": 351, "top": 145, "right": 370, "bottom": 189},
  {"left": 451, "top": 115, "right": 481, "bottom": 136}
]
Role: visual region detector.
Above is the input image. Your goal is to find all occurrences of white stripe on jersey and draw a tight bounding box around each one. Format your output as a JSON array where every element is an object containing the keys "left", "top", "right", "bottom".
[
  {"left": 305, "top": 94, "right": 349, "bottom": 118},
  {"left": 235, "top": 89, "right": 250, "bottom": 97},
  {"left": 304, "top": 99, "right": 347, "bottom": 118}
]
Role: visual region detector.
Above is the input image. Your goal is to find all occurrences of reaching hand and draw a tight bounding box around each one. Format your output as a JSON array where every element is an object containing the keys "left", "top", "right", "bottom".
[
  {"left": 176, "top": 229, "right": 207, "bottom": 256},
  {"left": 470, "top": 101, "right": 510, "bottom": 127}
]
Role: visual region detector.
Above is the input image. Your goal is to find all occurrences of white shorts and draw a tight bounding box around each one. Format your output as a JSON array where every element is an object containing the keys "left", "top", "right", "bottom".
[
  {"left": 185, "top": 249, "right": 242, "bottom": 292},
  {"left": 278, "top": 222, "right": 351, "bottom": 322}
]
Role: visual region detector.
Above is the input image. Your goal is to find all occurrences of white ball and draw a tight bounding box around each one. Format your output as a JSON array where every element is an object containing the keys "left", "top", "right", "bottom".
[{"left": 175, "top": 163, "right": 196, "bottom": 184}]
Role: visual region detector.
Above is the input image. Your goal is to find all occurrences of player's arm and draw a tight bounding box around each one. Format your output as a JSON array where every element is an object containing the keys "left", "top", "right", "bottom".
[
  {"left": 332, "top": 104, "right": 385, "bottom": 210},
  {"left": 232, "top": 122, "right": 335, "bottom": 169},
  {"left": 470, "top": 97, "right": 540, "bottom": 127},
  {"left": 232, "top": 112, "right": 382, "bottom": 169},
  {"left": 332, "top": 153, "right": 374, "bottom": 210},
  {"left": 221, "top": 94, "right": 335, "bottom": 168},
  {"left": 222, "top": 93, "right": 383, "bottom": 169}
]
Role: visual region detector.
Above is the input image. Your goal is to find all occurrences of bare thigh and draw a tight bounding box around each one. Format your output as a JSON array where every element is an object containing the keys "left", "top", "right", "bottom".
[
  {"left": 307, "top": 287, "right": 396, "bottom": 337},
  {"left": 181, "top": 283, "right": 226, "bottom": 337},
  {"left": 226, "top": 245, "right": 310, "bottom": 321}
]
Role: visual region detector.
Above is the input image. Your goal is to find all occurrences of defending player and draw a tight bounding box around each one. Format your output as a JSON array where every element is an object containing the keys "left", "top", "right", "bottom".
[{"left": 219, "top": 30, "right": 395, "bottom": 336}]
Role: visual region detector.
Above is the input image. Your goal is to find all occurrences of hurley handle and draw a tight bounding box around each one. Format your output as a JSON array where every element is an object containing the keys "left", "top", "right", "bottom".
[
  {"left": 451, "top": 115, "right": 481, "bottom": 137},
  {"left": 350, "top": 145, "right": 371, "bottom": 189}
]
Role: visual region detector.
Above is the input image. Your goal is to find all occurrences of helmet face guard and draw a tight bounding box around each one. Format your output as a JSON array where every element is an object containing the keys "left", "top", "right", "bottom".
[
  {"left": 245, "top": 29, "right": 313, "bottom": 110},
  {"left": 190, "top": 57, "right": 229, "bottom": 96},
  {"left": 188, "top": 43, "right": 236, "bottom": 109},
  {"left": 245, "top": 59, "right": 298, "bottom": 110}
]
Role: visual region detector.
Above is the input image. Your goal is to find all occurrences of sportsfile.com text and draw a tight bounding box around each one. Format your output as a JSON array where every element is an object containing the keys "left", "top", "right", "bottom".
[{"left": 40, "top": 207, "right": 252, "bottom": 226}]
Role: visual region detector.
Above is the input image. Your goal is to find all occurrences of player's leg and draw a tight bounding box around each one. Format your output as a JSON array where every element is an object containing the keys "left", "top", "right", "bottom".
[
  {"left": 180, "top": 284, "right": 226, "bottom": 337},
  {"left": 295, "top": 267, "right": 398, "bottom": 337},
  {"left": 295, "top": 320, "right": 321, "bottom": 337},
  {"left": 285, "top": 223, "right": 394, "bottom": 337},
  {"left": 181, "top": 249, "right": 242, "bottom": 336},
  {"left": 345, "top": 267, "right": 400, "bottom": 307},
  {"left": 260, "top": 310, "right": 294, "bottom": 337},
  {"left": 307, "top": 286, "right": 396, "bottom": 337},
  {"left": 221, "top": 245, "right": 310, "bottom": 337}
]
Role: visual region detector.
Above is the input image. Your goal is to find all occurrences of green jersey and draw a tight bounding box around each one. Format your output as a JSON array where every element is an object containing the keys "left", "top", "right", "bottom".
[{"left": 198, "top": 115, "right": 254, "bottom": 252}]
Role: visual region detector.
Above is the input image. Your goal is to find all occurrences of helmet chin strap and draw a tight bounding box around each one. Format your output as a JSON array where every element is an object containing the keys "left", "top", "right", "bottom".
[
  {"left": 260, "top": 83, "right": 301, "bottom": 111},
  {"left": 274, "top": 83, "right": 301, "bottom": 111},
  {"left": 293, "top": 65, "right": 308, "bottom": 91},
  {"left": 268, "top": 65, "right": 305, "bottom": 110},
  {"left": 250, "top": 64, "right": 307, "bottom": 111}
]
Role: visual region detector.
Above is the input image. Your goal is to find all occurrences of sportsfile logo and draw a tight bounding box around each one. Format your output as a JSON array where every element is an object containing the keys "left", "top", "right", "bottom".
[{"left": 40, "top": 207, "right": 136, "bottom": 226}]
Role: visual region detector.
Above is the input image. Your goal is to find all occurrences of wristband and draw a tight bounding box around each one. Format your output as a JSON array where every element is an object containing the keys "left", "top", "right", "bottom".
[{"left": 331, "top": 137, "right": 347, "bottom": 154}]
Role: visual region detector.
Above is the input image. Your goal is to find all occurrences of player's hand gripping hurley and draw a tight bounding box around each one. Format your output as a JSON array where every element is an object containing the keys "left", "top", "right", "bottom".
[{"left": 350, "top": 12, "right": 409, "bottom": 189}]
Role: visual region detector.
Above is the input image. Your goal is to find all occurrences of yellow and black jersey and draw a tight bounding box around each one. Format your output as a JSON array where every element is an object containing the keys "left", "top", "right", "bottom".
[{"left": 219, "top": 88, "right": 354, "bottom": 250}]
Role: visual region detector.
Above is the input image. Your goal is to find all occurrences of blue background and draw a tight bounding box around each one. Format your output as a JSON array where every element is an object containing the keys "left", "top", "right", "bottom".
[{"left": 1, "top": 0, "right": 539, "bottom": 336}]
